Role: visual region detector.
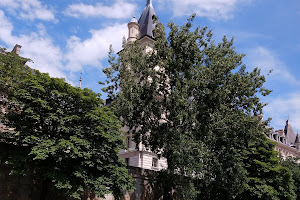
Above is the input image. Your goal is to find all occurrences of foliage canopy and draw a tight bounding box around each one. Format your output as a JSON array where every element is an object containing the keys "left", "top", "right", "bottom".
[
  {"left": 0, "top": 52, "right": 133, "bottom": 199},
  {"left": 103, "top": 16, "right": 295, "bottom": 199},
  {"left": 282, "top": 157, "right": 300, "bottom": 200}
]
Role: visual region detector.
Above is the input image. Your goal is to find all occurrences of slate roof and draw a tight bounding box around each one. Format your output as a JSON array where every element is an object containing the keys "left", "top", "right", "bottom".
[
  {"left": 138, "top": 0, "right": 156, "bottom": 39},
  {"left": 284, "top": 120, "right": 296, "bottom": 145}
]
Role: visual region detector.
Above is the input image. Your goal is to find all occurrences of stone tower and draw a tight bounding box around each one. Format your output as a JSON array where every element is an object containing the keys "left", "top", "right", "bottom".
[
  {"left": 127, "top": 17, "right": 139, "bottom": 43},
  {"left": 119, "top": 0, "right": 168, "bottom": 171}
]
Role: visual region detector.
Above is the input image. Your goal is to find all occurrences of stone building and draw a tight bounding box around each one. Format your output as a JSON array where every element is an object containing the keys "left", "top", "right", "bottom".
[
  {"left": 118, "top": 0, "right": 300, "bottom": 180},
  {"left": 267, "top": 120, "right": 300, "bottom": 159},
  {"left": 117, "top": 1, "right": 300, "bottom": 198},
  {"left": 118, "top": 0, "right": 168, "bottom": 172},
  {"left": 120, "top": 0, "right": 300, "bottom": 171},
  {"left": 0, "top": 44, "right": 22, "bottom": 55},
  {"left": 1, "top": 0, "right": 299, "bottom": 199}
]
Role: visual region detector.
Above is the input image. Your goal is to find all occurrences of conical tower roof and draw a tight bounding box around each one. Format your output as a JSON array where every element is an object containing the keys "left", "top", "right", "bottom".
[{"left": 138, "top": 0, "right": 156, "bottom": 39}]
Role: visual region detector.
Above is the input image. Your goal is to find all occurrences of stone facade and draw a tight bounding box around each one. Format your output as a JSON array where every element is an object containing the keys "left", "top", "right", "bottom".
[
  {"left": 119, "top": 0, "right": 168, "bottom": 172},
  {"left": 119, "top": 126, "right": 167, "bottom": 171},
  {"left": 1, "top": 1, "right": 299, "bottom": 199},
  {"left": 267, "top": 120, "right": 300, "bottom": 159},
  {"left": 120, "top": 0, "right": 300, "bottom": 179}
]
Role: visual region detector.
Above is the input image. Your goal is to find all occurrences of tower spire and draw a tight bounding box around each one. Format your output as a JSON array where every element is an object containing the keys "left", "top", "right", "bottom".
[
  {"left": 139, "top": 0, "right": 156, "bottom": 38},
  {"left": 146, "top": 0, "right": 152, "bottom": 6},
  {"left": 79, "top": 70, "right": 83, "bottom": 89}
]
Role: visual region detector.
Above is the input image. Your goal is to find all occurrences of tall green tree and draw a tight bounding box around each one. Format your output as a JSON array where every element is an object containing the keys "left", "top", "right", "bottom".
[
  {"left": 282, "top": 157, "right": 300, "bottom": 199},
  {"left": 103, "top": 15, "right": 295, "bottom": 199},
  {"left": 0, "top": 52, "right": 133, "bottom": 199}
]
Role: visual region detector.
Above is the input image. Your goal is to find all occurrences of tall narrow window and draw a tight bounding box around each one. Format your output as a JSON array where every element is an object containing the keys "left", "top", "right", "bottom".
[{"left": 152, "top": 158, "right": 158, "bottom": 168}]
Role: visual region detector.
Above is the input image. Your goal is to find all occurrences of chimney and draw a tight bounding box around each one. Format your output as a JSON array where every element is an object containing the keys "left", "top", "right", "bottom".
[{"left": 12, "top": 44, "right": 22, "bottom": 55}]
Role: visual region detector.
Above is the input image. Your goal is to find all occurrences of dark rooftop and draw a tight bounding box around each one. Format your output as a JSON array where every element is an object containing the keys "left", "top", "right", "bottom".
[{"left": 138, "top": 0, "right": 156, "bottom": 39}]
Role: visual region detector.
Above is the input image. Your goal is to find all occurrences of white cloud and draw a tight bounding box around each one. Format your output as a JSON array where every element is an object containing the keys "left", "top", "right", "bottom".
[
  {"left": 245, "top": 46, "right": 299, "bottom": 86},
  {"left": 264, "top": 93, "right": 300, "bottom": 132},
  {"left": 0, "top": 9, "right": 128, "bottom": 86},
  {"left": 64, "top": 23, "right": 127, "bottom": 71},
  {"left": 65, "top": 0, "right": 136, "bottom": 19},
  {"left": 0, "top": 10, "right": 13, "bottom": 39},
  {"left": 157, "top": 0, "right": 251, "bottom": 19},
  {"left": 0, "top": 0, "right": 55, "bottom": 21},
  {"left": 0, "top": 10, "right": 65, "bottom": 80},
  {"left": 0, "top": 0, "right": 18, "bottom": 9}
]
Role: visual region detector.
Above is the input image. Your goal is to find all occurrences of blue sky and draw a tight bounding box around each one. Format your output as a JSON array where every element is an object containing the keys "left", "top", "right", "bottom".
[{"left": 0, "top": 0, "right": 299, "bottom": 131}]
